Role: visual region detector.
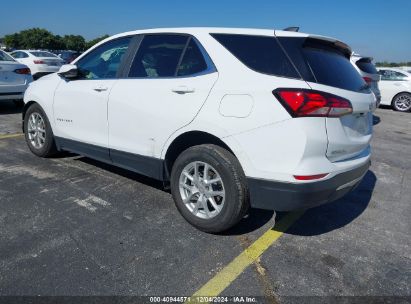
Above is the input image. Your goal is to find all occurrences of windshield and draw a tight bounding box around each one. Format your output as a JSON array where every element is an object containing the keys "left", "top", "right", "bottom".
[
  {"left": 0, "top": 51, "right": 15, "bottom": 62},
  {"left": 30, "top": 51, "right": 58, "bottom": 58}
]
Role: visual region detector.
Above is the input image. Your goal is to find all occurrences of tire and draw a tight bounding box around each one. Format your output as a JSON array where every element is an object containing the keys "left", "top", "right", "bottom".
[
  {"left": 24, "top": 103, "right": 58, "bottom": 157},
  {"left": 170, "top": 144, "right": 249, "bottom": 233},
  {"left": 392, "top": 93, "right": 411, "bottom": 112}
]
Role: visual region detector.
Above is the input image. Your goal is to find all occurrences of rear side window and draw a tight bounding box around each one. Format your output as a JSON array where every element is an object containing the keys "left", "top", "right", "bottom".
[
  {"left": 129, "top": 35, "right": 188, "bottom": 77},
  {"left": 355, "top": 59, "right": 378, "bottom": 74},
  {"left": 177, "top": 38, "right": 208, "bottom": 76},
  {"left": 211, "top": 34, "right": 299, "bottom": 78}
]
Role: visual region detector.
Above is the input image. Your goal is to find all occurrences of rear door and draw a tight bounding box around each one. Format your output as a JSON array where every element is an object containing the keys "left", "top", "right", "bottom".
[
  {"left": 108, "top": 34, "right": 218, "bottom": 176},
  {"left": 278, "top": 35, "right": 375, "bottom": 162}
]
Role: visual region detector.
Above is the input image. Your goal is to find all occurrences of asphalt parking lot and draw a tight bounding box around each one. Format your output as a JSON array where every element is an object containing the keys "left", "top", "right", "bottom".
[{"left": 0, "top": 101, "right": 410, "bottom": 302}]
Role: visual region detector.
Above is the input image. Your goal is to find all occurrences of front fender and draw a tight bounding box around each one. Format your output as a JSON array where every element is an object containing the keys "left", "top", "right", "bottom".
[{"left": 23, "top": 74, "right": 62, "bottom": 129}]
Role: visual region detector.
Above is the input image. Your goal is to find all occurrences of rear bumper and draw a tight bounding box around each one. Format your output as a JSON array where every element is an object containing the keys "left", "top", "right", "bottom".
[
  {"left": 0, "top": 92, "right": 24, "bottom": 100},
  {"left": 248, "top": 161, "right": 370, "bottom": 211}
]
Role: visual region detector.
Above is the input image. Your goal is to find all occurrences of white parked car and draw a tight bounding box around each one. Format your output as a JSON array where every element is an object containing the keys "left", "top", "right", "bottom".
[
  {"left": 0, "top": 50, "right": 32, "bottom": 105},
  {"left": 22, "top": 28, "right": 374, "bottom": 232},
  {"left": 10, "top": 50, "right": 64, "bottom": 80},
  {"left": 377, "top": 68, "right": 411, "bottom": 112},
  {"left": 351, "top": 54, "right": 381, "bottom": 107}
]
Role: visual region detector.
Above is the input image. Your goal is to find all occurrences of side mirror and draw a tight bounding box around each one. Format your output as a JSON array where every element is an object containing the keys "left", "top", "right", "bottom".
[{"left": 58, "top": 64, "right": 78, "bottom": 79}]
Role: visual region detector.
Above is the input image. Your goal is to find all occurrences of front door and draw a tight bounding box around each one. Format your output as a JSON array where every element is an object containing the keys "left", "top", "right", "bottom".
[{"left": 53, "top": 36, "right": 132, "bottom": 161}]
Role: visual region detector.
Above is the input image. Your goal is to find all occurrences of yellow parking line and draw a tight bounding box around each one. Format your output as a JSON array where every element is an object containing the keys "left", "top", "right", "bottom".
[
  {"left": 191, "top": 211, "right": 305, "bottom": 299},
  {"left": 0, "top": 133, "right": 24, "bottom": 140}
]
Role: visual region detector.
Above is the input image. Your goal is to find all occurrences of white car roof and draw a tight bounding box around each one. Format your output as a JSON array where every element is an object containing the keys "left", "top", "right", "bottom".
[{"left": 96, "top": 27, "right": 351, "bottom": 54}]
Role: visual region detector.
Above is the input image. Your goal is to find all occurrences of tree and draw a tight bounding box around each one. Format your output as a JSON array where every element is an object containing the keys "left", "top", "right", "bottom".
[
  {"left": 3, "top": 28, "right": 58, "bottom": 50},
  {"left": 3, "top": 33, "right": 21, "bottom": 49},
  {"left": 85, "top": 34, "right": 109, "bottom": 50},
  {"left": 2, "top": 28, "right": 109, "bottom": 51},
  {"left": 62, "top": 35, "right": 86, "bottom": 51}
]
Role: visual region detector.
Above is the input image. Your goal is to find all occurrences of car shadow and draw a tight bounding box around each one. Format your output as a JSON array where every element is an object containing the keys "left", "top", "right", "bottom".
[
  {"left": 76, "top": 156, "right": 165, "bottom": 191},
  {"left": 222, "top": 208, "right": 276, "bottom": 235},
  {"left": 283, "top": 170, "right": 377, "bottom": 236},
  {"left": 72, "top": 155, "right": 375, "bottom": 236},
  {"left": 74, "top": 155, "right": 276, "bottom": 234},
  {"left": 378, "top": 105, "right": 392, "bottom": 111},
  {"left": 373, "top": 115, "right": 381, "bottom": 125},
  {"left": 0, "top": 100, "right": 23, "bottom": 115}
]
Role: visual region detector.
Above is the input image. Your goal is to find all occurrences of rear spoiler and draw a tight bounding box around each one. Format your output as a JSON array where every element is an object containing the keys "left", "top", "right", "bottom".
[
  {"left": 353, "top": 55, "right": 374, "bottom": 63},
  {"left": 304, "top": 35, "right": 352, "bottom": 58},
  {"left": 274, "top": 30, "right": 352, "bottom": 58}
]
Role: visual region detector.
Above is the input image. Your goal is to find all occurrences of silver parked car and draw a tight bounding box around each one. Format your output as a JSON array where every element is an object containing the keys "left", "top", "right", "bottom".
[
  {"left": 0, "top": 50, "right": 33, "bottom": 106},
  {"left": 351, "top": 54, "right": 381, "bottom": 107}
]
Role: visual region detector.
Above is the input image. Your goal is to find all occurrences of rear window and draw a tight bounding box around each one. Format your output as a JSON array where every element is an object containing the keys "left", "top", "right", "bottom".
[
  {"left": 30, "top": 51, "right": 58, "bottom": 58},
  {"left": 355, "top": 59, "right": 378, "bottom": 74},
  {"left": 0, "top": 51, "right": 15, "bottom": 62},
  {"left": 304, "top": 48, "right": 367, "bottom": 92},
  {"left": 211, "top": 34, "right": 299, "bottom": 78},
  {"left": 278, "top": 37, "right": 368, "bottom": 93}
]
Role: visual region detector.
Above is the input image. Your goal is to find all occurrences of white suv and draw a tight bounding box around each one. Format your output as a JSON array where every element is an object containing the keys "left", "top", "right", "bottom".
[{"left": 22, "top": 28, "right": 375, "bottom": 232}]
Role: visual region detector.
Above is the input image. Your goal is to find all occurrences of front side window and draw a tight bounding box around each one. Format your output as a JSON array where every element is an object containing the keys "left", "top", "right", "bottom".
[
  {"left": 129, "top": 34, "right": 188, "bottom": 78},
  {"left": 76, "top": 37, "right": 131, "bottom": 80}
]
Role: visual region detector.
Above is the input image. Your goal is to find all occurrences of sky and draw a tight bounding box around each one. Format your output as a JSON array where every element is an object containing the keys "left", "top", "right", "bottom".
[{"left": 1, "top": 0, "right": 410, "bottom": 62}]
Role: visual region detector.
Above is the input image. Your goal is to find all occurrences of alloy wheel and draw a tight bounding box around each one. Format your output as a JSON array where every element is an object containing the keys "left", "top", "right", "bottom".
[
  {"left": 179, "top": 161, "right": 225, "bottom": 219},
  {"left": 27, "top": 112, "right": 46, "bottom": 149}
]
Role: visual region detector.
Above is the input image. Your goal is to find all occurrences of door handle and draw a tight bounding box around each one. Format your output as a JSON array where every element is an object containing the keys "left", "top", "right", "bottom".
[
  {"left": 93, "top": 86, "right": 108, "bottom": 92},
  {"left": 171, "top": 86, "right": 195, "bottom": 94}
]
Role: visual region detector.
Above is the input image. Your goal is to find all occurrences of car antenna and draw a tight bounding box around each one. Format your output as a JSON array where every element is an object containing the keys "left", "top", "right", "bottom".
[{"left": 283, "top": 26, "right": 300, "bottom": 32}]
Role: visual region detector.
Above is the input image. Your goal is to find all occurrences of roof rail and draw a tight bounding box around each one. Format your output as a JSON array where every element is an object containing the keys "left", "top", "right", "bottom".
[{"left": 283, "top": 26, "right": 299, "bottom": 32}]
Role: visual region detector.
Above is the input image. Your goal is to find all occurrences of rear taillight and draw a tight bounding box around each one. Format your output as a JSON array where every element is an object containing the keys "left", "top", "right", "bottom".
[
  {"left": 273, "top": 89, "right": 353, "bottom": 117},
  {"left": 14, "top": 68, "right": 31, "bottom": 75},
  {"left": 363, "top": 77, "right": 372, "bottom": 84},
  {"left": 33, "top": 60, "right": 45, "bottom": 64}
]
